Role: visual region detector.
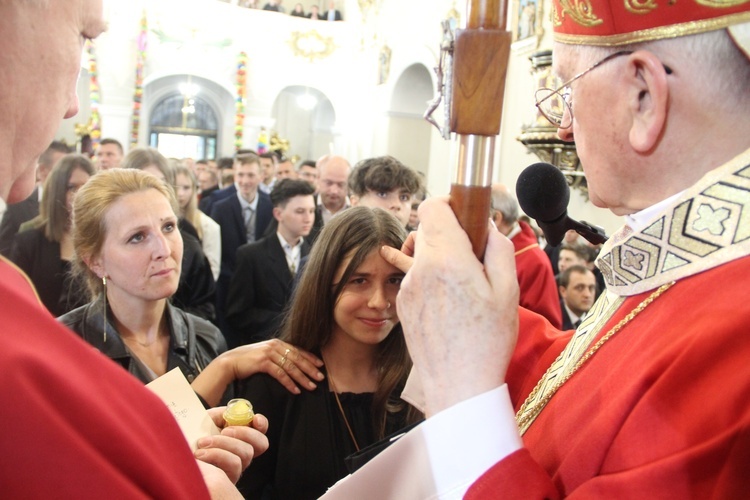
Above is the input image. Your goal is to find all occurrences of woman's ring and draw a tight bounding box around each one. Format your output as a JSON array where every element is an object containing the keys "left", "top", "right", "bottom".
[{"left": 279, "top": 348, "right": 291, "bottom": 368}]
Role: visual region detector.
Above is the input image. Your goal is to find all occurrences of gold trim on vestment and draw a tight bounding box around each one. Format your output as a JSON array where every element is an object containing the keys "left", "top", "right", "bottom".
[
  {"left": 554, "top": 11, "right": 750, "bottom": 46},
  {"left": 553, "top": 0, "right": 604, "bottom": 28},
  {"left": 597, "top": 147, "right": 750, "bottom": 296},
  {"left": 515, "top": 290, "right": 624, "bottom": 434},
  {"left": 514, "top": 243, "right": 539, "bottom": 256},
  {"left": 516, "top": 148, "right": 750, "bottom": 434},
  {"left": 624, "top": 0, "right": 659, "bottom": 15}
]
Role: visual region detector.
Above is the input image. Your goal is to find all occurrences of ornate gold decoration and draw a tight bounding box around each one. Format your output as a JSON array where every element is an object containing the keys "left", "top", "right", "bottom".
[
  {"left": 75, "top": 121, "right": 93, "bottom": 138},
  {"left": 553, "top": 0, "right": 603, "bottom": 27},
  {"left": 695, "top": 0, "right": 750, "bottom": 6},
  {"left": 288, "top": 30, "right": 337, "bottom": 62},
  {"left": 269, "top": 132, "right": 290, "bottom": 155},
  {"left": 625, "top": 0, "right": 659, "bottom": 14},
  {"left": 597, "top": 152, "right": 750, "bottom": 296},
  {"left": 554, "top": 10, "right": 750, "bottom": 46},
  {"left": 516, "top": 282, "right": 675, "bottom": 435},
  {"left": 517, "top": 50, "right": 588, "bottom": 197}
]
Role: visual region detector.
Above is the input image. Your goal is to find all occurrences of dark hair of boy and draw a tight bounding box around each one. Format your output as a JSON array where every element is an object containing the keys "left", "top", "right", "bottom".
[
  {"left": 270, "top": 178, "right": 315, "bottom": 208},
  {"left": 348, "top": 155, "right": 423, "bottom": 197}
]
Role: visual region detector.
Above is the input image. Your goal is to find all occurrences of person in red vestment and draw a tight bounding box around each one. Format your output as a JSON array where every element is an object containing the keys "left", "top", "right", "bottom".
[
  {"left": 491, "top": 183, "right": 562, "bottom": 328},
  {"left": 0, "top": 1, "right": 267, "bottom": 496},
  {"left": 323, "top": 3, "right": 750, "bottom": 498}
]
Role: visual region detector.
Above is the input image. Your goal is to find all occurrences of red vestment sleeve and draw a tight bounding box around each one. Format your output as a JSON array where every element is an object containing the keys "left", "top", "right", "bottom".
[
  {"left": 465, "top": 256, "right": 750, "bottom": 497},
  {"left": 466, "top": 449, "right": 560, "bottom": 500},
  {"left": 0, "top": 260, "right": 211, "bottom": 498},
  {"left": 513, "top": 221, "right": 563, "bottom": 329}
]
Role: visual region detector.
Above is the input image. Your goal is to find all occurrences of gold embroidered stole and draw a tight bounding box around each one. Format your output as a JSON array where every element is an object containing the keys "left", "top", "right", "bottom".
[
  {"left": 516, "top": 290, "right": 625, "bottom": 435},
  {"left": 515, "top": 147, "right": 750, "bottom": 435}
]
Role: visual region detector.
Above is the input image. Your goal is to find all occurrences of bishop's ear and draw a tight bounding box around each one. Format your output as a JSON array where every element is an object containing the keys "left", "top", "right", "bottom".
[{"left": 626, "top": 50, "right": 671, "bottom": 153}]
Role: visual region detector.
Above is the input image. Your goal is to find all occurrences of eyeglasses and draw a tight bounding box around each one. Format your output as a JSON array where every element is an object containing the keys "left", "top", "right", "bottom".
[{"left": 535, "top": 50, "right": 673, "bottom": 129}]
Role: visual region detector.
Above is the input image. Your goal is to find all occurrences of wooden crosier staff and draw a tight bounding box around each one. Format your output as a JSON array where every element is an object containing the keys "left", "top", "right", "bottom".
[{"left": 427, "top": 0, "right": 511, "bottom": 259}]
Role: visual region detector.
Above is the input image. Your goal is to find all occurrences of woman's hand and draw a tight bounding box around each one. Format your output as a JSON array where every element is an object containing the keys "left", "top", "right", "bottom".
[
  {"left": 195, "top": 460, "right": 243, "bottom": 499},
  {"left": 194, "top": 409, "right": 270, "bottom": 485},
  {"left": 226, "top": 339, "right": 325, "bottom": 394},
  {"left": 193, "top": 340, "right": 325, "bottom": 406}
]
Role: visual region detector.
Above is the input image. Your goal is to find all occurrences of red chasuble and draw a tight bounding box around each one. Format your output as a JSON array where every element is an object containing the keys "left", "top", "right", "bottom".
[
  {"left": 0, "top": 258, "right": 210, "bottom": 498},
  {"left": 468, "top": 150, "right": 750, "bottom": 498},
  {"left": 512, "top": 220, "right": 562, "bottom": 329}
]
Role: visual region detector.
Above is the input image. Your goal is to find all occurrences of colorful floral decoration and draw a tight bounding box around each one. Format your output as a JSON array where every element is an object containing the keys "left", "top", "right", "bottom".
[
  {"left": 235, "top": 51, "right": 248, "bottom": 152},
  {"left": 131, "top": 11, "right": 148, "bottom": 149},
  {"left": 86, "top": 40, "right": 101, "bottom": 150},
  {"left": 257, "top": 127, "right": 268, "bottom": 154}
]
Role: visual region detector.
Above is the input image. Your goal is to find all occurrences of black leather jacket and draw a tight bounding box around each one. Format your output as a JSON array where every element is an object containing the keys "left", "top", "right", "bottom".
[{"left": 59, "top": 298, "right": 227, "bottom": 385}]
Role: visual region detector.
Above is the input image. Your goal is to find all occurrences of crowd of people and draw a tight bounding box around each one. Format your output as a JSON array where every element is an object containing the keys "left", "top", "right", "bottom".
[
  {"left": 2, "top": 0, "right": 749, "bottom": 497},
  {"left": 224, "top": 0, "right": 344, "bottom": 21},
  {"left": 0, "top": 122, "right": 429, "bottom": 498}
]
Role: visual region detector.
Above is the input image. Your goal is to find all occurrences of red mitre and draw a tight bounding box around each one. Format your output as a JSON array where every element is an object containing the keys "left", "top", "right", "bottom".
[{"left": 551, "top": 0, "right": 750, "bottom": 46}]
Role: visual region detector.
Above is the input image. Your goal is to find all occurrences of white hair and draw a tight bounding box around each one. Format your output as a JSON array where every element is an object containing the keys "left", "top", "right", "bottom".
[{"left": 566, "top": 29, "right": 750, "bottom": 112}]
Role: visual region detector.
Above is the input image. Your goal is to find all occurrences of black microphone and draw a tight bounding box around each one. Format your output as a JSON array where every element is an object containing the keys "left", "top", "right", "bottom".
[{"left": 515, "top": 162, "right": 608, "bottom": 247}]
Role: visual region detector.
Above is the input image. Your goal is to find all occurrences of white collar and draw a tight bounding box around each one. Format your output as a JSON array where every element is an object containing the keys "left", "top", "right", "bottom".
[
  {"left": 625, "top": 191, "right": 685, "bottom": 232},
  {"left": 237, "top": 190, "right": 259, "bottom": 211}
]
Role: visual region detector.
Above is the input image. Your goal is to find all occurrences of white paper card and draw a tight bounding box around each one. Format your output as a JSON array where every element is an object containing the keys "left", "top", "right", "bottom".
[{"left": 146, "top": 368, "right": 221, "bottom": 451}]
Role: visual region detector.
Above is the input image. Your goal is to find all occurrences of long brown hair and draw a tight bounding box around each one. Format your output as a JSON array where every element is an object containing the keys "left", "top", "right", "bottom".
[
  {"left": 279, "top": 206, "right": 418, "bottom": 437},
  {"left": 174, "top": 165, "right": 202, "bottom": 239},
  {"left": 33, "top": 154, "right": 95, "bottom": 242}
]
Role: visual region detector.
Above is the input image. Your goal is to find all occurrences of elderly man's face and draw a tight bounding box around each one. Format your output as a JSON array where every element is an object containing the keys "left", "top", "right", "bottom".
[
  {"left": 0, "top": 0, "right": 105, "bottom": 203},
  {"left": 553, "top": 44, "right": 635, "bottom": 214}
]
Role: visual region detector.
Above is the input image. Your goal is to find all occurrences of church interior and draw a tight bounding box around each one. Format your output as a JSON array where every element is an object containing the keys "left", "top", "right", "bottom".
[{"left": 57, "top": 0, "right": 624, "bottom": 234}]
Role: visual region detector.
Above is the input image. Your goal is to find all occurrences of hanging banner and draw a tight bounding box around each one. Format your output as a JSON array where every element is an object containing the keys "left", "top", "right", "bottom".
[
  {"left": 131, "top": 10, "right": 148, "bottom": 149},
  {"left": 235, "top": 51, "right": 248, "bottom": 152}
]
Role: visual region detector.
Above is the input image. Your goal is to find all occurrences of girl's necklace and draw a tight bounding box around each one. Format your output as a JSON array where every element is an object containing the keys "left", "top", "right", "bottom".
[{"left": 325, "top": 361, "right": 361, "bottom": 452}]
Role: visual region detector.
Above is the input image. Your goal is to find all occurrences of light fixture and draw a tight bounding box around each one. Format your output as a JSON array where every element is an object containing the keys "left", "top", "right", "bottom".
[
  {"left": 297, "top": 90, "right": 317, "bottom": 110},
  {"left": 179, "top": 82, "right": 200, "bottom": 97},
  {"left": 181, "top": 98, "right": 196, "bottom": 115}
]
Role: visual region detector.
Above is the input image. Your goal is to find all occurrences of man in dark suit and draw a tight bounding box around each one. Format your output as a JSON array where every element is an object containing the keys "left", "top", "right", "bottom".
[
  {"left": 226, "top": 179, "right": 315, "bottom": 347},
  {"left": 197, "top": 168, "right": 220, "bottom": 205},
  {"left": 94, "top": 138, "right": 123, "bottom": 170},
  {"left": 324, "top": 0, "right": 342, "bottom": 21},
  {"left": 558, "top": 265, "right": 597, "bottom": 331},
  {"left": 0, "top": 141, "right": 69, "bottom": 256},
  {"left": 198, "top": 156, "right": 237, "bottom": 214},
  {"left": 210, "top": 153, "right": 273, "bottom": 336}
]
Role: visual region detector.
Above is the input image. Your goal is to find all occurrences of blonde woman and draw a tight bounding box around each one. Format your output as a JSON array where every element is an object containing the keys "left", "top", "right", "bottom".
[
  {"left": 175, "top": 165, "right": 221, "bottom": 281},
  {"left": 60, "top": 169, "right": 323, "bottom": 406}
]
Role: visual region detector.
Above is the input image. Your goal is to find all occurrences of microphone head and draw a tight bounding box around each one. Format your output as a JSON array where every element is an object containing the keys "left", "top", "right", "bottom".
[{"left": 515, "top": 162, "right": 570, "bottom": 223}]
